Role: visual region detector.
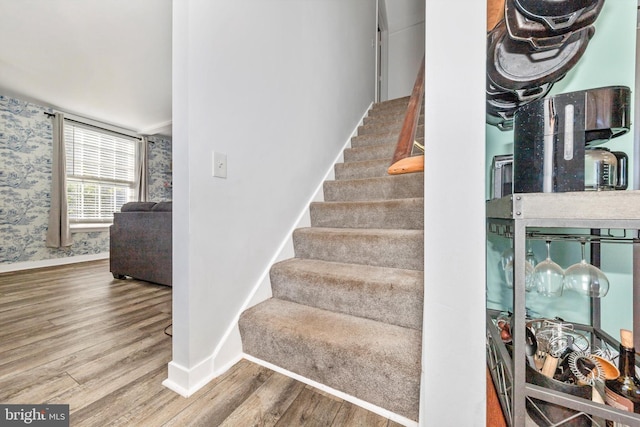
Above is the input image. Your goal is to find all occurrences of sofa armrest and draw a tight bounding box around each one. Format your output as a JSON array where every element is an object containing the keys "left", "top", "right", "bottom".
[{"left": 109, "top": 211, "right": 172, "bottom": 286}]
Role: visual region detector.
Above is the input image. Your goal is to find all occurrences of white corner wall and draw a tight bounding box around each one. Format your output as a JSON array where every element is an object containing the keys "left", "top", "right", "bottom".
[
  {"left": 421, "top": 1, "right": 486, "bottom": 426},
  {"left": 387, "top": 22, "right": 426, "bottom": 99},
  {"left": 167, "top": 0, "right": 377, "bottom": 395}
]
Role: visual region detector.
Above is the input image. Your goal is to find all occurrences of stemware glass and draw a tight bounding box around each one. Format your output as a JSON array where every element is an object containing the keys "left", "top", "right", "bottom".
[
  {"left": 564, "top": 241, "right": 610, "bottom": 298},
  {"left": 526, "top": 240, "right": 538, "bottom": 268},
  {"left": 533, "top": 241, "right": 565, "bottom": 297},
  {"left": 501, "top": 244, "right": 513, "bottom": 271},
  {"left": 503, "top": 239, "right": 535, "bottom": 291},
  {"left": 504, "top": 260, "right": 535, "bottom": 291},
  {"left": 501, "top": 242, "right": 513, "bottom": 287}
]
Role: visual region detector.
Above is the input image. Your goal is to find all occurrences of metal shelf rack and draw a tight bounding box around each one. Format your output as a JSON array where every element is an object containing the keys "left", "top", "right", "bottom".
[{"left": 486, "top": 191, "right": 640, "bottom": 426}]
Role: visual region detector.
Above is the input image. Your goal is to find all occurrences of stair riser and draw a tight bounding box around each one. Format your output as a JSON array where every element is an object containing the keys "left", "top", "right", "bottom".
[
  {"left": 370, "top": 96, "right": 410, "bottom": 110},
  {"left": 363, "top": 113, "right": 424, "bottom": 127},
  {"left": 363, "top": 115, "right": 402, "bottom": 127},
  {"left": 343, "top": 143, "right": 395, "bottom": 163},
  {"left": 238, "top": 300, "right": 421, "bottom": 420},
  {"left": 367, "top": 106, "right": 409, "bottom": 118},
  {"left": 334, "top": 159, "right": 390, "bottom": 180},
  {"left": 323, "top": 173, "right": 424, "bottom": 202},
  {"left": 369, "top": 102, "right": 411, "bottom": 115},
  {"left": 270, "top": 260, "right": 424, "bottom": 329},
  {"left": 293, "top": 229, "right": 424, "bottom": 270},
  {"left": 358, "top": 122, "right": 402, "bottom": 136},
  {"left": 239, "top": 324, "right": 421, "bottom": 421},
  {"left": 310, "top": 199, "right": 424, "bottom": 230},
  {"left": 358, "top": 123, "right": 424, "bottom": 138},
  {"left": 350, "top": 132, "right": 398, "bottom": 148}
]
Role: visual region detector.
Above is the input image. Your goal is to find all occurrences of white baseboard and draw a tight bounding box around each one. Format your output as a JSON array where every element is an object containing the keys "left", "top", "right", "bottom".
[
  {"left": 243, "top": 354, "right": 418, "bottom": 427},
  {"left": 0, "top": 252, "right": 109, "bottom": 273},
  {"left": 162, "top": 353, "right": 243, "bottom": 397}
]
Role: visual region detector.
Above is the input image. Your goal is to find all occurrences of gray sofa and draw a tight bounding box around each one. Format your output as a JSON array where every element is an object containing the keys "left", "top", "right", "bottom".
[{"left": 109, "top": 201, "right": 172, "bottom": 286}]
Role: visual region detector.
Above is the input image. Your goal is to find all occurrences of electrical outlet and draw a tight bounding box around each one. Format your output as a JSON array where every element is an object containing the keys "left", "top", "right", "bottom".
[{"left": 212, "top": 152, "right": 227, "bottom": 178}]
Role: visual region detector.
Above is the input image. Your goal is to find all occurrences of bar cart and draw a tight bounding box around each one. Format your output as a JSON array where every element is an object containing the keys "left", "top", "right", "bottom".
[{"left": 486, "top": 191, "right": 640, "bottom": 426}]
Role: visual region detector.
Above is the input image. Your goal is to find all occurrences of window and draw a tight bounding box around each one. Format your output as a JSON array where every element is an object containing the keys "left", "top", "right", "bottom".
[{"left": 65, "top": 122, "right": 137, "bottom": 223}]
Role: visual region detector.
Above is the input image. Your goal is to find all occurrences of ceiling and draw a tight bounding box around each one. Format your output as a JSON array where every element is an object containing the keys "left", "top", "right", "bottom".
[
  {"left": 0, "top": 1, "right": 423, "bottom": 138},
  {"left": 0, "top": 0, "right": 172, "bottom": 136}
]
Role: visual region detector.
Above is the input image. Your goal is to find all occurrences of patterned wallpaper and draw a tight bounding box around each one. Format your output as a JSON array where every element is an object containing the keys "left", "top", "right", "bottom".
[
  {"left": 0, "top": 94, "right": 172, "bottom": 266},
  {"left": 148, "top": 135, "right": 173, "bottom": 202}
]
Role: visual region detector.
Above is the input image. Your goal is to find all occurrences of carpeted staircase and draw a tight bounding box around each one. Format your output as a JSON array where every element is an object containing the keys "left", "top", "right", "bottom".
[{"left": 238, "top": 96, "right": 424, "bottom": 422}]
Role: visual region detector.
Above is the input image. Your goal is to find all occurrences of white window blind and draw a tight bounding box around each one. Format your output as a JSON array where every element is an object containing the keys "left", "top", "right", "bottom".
[{"left": 64, "top": 122, "right": 137, "bottom": 223}]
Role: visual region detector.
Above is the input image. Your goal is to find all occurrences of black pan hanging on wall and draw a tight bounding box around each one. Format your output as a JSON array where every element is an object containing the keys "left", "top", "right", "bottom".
[
  {"left": 488, "top": 22, "right": 594, "bottom": 92},
  {"left": 513, "top": 0, "right": 602, "bottom": 31},
  {"left": 486, "top": 0, "right": 605, "bottom": 131},
  {"left": 505, "top": 0, "right": 604, "bottom": 49}
]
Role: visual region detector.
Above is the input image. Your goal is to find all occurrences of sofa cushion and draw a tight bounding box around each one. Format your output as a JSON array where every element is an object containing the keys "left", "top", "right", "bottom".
[
  {"left": 121, "top": 202, "right": 157, "bottom": 212},
  {"left": 151, "top": 201, "right": 172, "bottom": 212}
]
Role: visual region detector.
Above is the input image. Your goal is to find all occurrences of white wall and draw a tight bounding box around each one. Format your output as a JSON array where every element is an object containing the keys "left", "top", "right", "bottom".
[
  {"left": 387, "top": 22, "right": 425, "bottom": 99},
  {"left": 167, "top": 0, "right": 377, "bottom": 395},
  {"left": 421, "top": 0, "right": 486, "bottom": 426}
]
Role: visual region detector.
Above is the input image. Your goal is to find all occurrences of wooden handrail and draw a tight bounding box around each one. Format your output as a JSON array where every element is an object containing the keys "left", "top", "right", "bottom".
[{"left": 388, "top": 56, "right": 425, "bottom": 175}]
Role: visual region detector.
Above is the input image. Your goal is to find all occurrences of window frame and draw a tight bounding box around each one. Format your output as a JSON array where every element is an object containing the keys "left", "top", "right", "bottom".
[{"left": 64, "top": 120, "right": 140, "bottom": 226}]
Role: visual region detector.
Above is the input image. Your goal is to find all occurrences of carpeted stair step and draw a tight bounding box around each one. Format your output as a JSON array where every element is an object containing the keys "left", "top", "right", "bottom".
[
  {"left": 323, "top": 173, "right": 424, "bottom": 202},
  {"left": 334, "top": 158, "right": 391, "bottom": 180},
  {"left": 292, "top": 227, "right": 423, "bottom": 270},
  {"left": 270, "top": 258, "right": 423, "bottom": 330},
  {"left": 362, "top": 112, "right": 424, "bottom": 127},
  {"left": 367, "top": 102, "right": 422, "bottom": 119},
  {"left": 343, "top": 142, "right": 395, "bottom": 163},
  {"left": 358, "top": 121, "right": 424, "bottom": 136},
  {"left": 357, "top": 121, "right": 402, "bottom": 136},
  {"left": 365, "top": 106, "right": 410, "bottom": 120},
  {"left": 350, "top": 131, "right": 399, "bottom": 148},
  {"left": 350, "top": 132, "right": 424, "bottom": 150},
  {"left": 239, "top": 95, "right": 424, "bottom": 422},
  {"left": 367, "top": 102, "right": 424, "bottom": 119},
  {"left": 310, "top": 198, "right": 424, "bottom": 229},
  {"left": 370, "top": 96, "right": 410, "bottom": 110},
  {"left": 238, "top": 298, "right": 421, "bottom": 420}
]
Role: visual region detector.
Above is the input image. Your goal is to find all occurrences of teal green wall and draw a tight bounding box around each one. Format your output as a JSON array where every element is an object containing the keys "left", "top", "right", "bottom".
[{"left": 486, "top": 1, "right": 637, "bottom": 334}]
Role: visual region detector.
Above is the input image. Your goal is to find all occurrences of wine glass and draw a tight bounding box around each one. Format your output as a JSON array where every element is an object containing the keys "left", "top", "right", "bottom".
[
  {"left": 564, "top": 241, "right": 610, "bottom": 298},
  {"left": 501, "top": 244, "right": 513, "bottom": 271},
  {"left": 504, "top": 259, "right": 535, "bottom": 291},
  {"left": 500, "top": 243, "right": 513, "bottom": 287},
  {"left": 533, "top": 241, "right": 564, "bottom": 297},
  {"left": 503, "top": 239, "right": 535, "bottom": 291},
  {"left": 526, "top": 240, "right": 538, "bottom": 268}
]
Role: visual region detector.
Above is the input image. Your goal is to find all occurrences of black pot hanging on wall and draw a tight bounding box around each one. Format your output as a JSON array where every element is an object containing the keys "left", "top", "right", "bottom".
[
  {"left": 513, "top": 0, "right": 601, "bottom": 31},
  {"left": 505, "top": 0, "right": 604, "bottom": 49},
  {"left": 487, "top": 21, "right": 594, "bottom": 92},
  {"left": 485, "top": 19, "right": 594, "bottom": 130}
]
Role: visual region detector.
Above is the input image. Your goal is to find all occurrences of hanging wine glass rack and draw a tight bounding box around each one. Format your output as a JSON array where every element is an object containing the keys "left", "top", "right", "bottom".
[
  {"left": 488, "top": 222, "right": 640, "bottom": 244},
  {"left": 486, "top": 191, "right": 640, "bottom": 426}
]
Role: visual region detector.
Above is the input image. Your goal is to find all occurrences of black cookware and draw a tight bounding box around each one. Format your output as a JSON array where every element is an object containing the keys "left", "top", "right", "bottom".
[
  {"left": 514, "top": 0, "right": 600, "bottom": 31},
  {"left": 487, "top": 20, "right": 594, "bottom": 92},
  {"left": 505, "top": 0, "right": 604, "bottom": 49},
  {"left": 486, "top": 78, "right": 554, "bottom": 131}
]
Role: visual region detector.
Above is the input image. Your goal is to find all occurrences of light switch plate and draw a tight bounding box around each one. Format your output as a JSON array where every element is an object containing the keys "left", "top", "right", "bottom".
[{"left": 212, "top": 152, "right": 227, "bottom": 178}]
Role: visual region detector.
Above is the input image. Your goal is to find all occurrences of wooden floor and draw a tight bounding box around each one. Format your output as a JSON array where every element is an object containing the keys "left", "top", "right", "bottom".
[{"left": 0, "top": 260, "right": 402, "bottom": 426}]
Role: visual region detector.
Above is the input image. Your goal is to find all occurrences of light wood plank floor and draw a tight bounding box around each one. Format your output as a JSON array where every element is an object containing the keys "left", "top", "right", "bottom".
[{"left": 0, "top": 260, "right": 402, "bottom": 426}]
